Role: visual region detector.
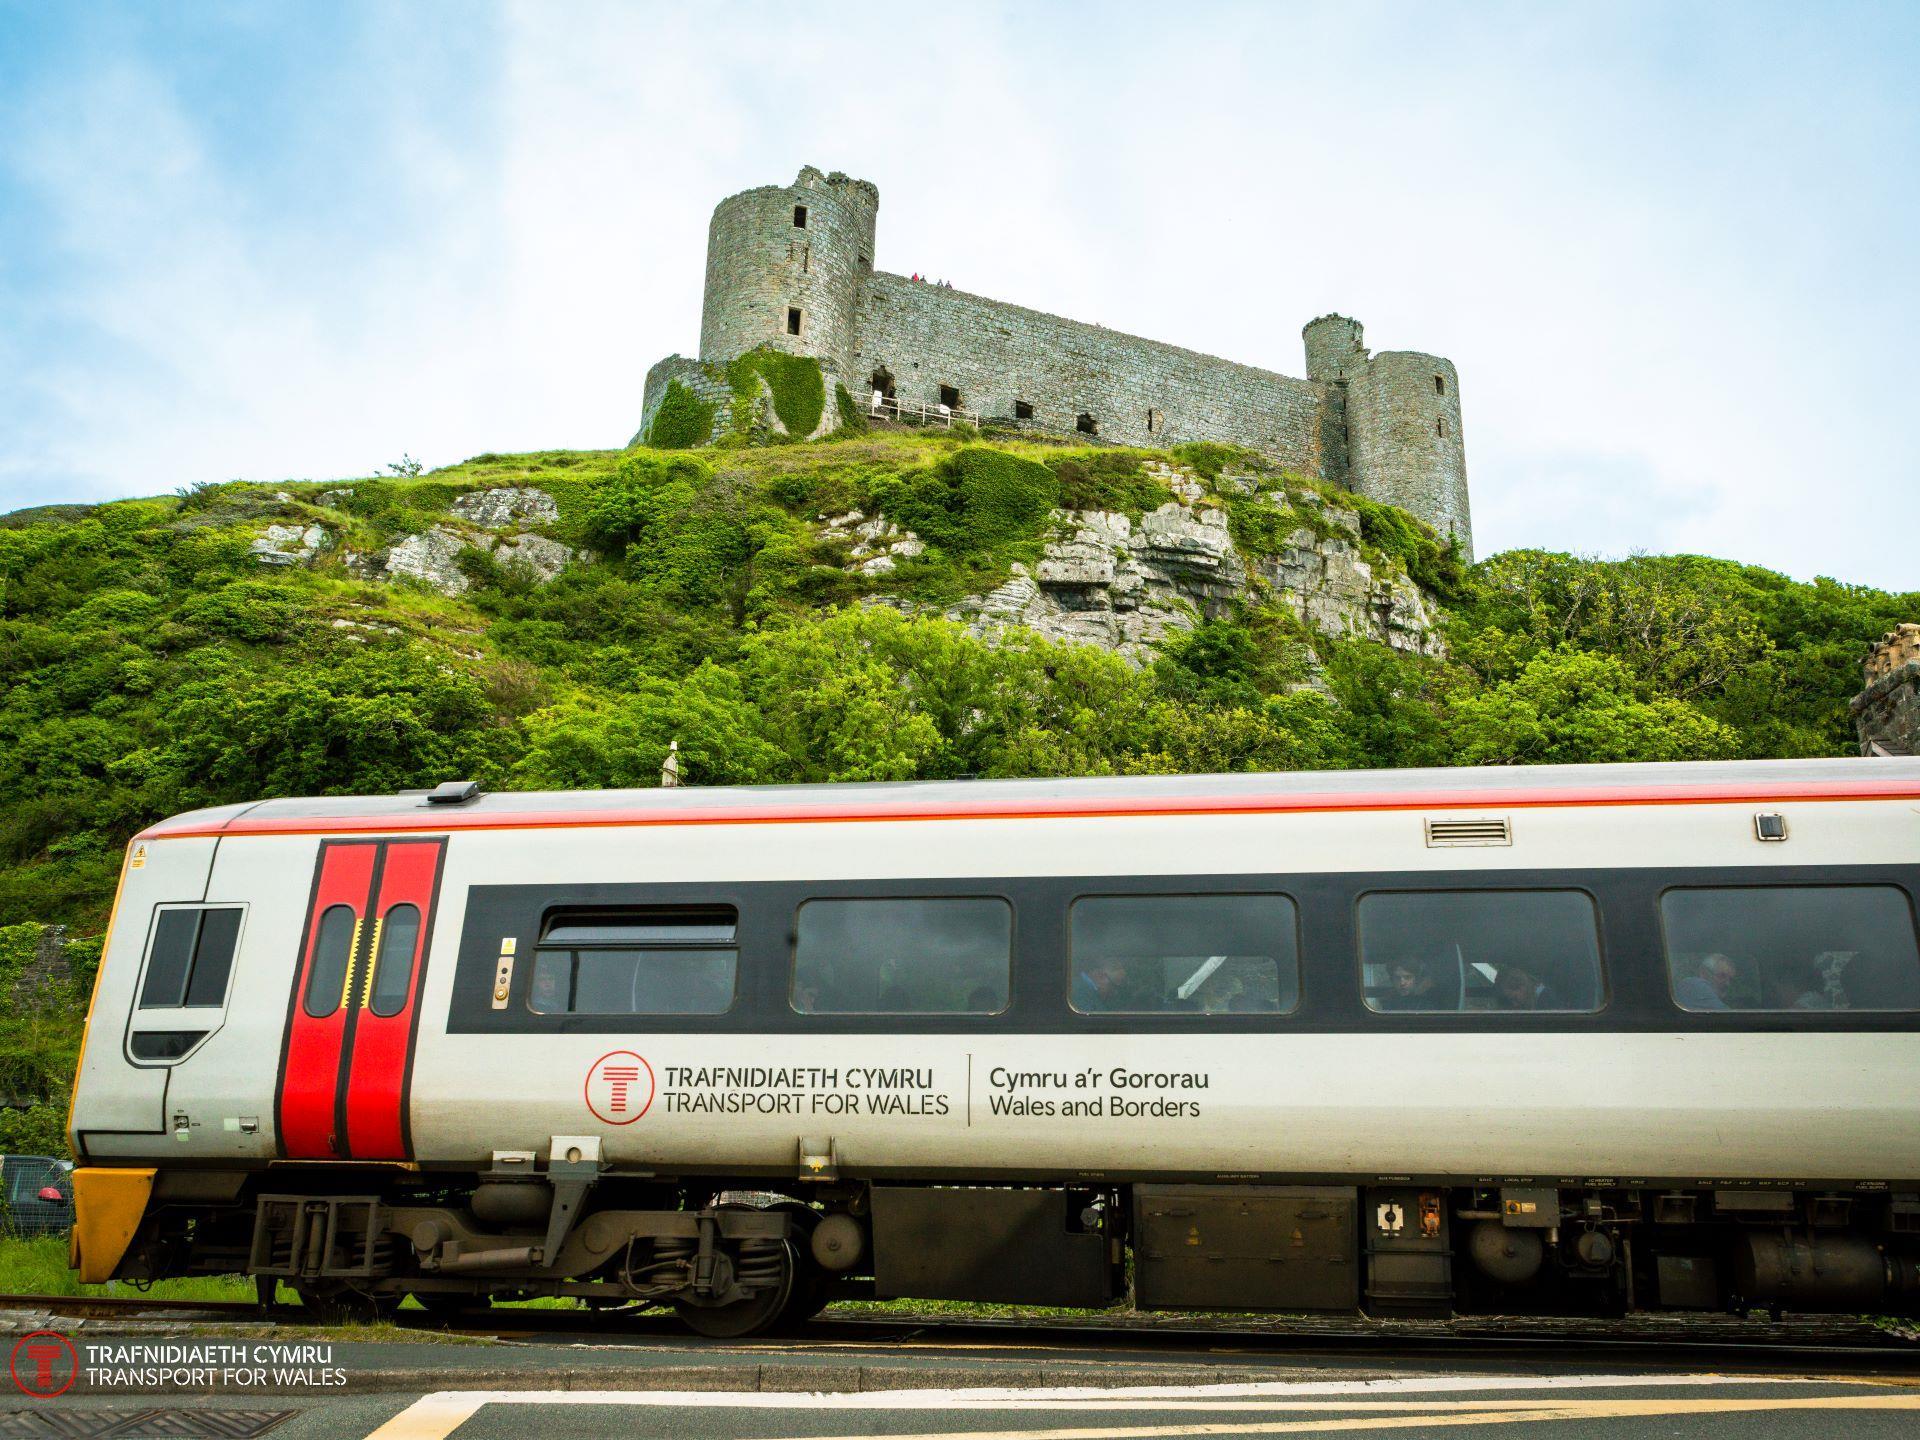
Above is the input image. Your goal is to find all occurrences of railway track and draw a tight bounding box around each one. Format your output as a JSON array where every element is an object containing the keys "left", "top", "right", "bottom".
[{"left": 4, "top": 1292, "right": 1914, "bottom": 1373}]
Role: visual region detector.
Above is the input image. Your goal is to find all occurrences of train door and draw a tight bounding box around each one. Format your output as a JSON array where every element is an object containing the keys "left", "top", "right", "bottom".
[{"left": 277, "top": 837, "right": 445, "bottom": 1160}]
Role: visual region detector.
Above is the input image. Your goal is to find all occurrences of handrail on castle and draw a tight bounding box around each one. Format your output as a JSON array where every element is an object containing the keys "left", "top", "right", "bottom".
[{"left": 869, "top": 393, "right": 980, "bottom": 429}]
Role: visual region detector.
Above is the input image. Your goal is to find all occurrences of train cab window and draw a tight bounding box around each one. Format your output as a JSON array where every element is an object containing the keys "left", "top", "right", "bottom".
[
  {"left": 529, "top": 907, "right": 737, "bottom": 1015},
  {"left": 1359, "top": 890, "right": 1603, "bottom": 1014},
  {"left": 141, "top": 906, "right": 243, "bottom": 1010},
  {"left": 1661, "top": 885, "right": 1920, "bottom": 1012},
  {"left": 792, "top": 897, "right": 1010, "bottom": 1014},
  {"left": 1069, "top": 894, "right": 1298, "bottom": 1014},
  {"left": 303, "top": 904, "right": 357, "bottom": 1018},
  {"left": 368, "top": 904, "right": 421, "bottom": 1017}
]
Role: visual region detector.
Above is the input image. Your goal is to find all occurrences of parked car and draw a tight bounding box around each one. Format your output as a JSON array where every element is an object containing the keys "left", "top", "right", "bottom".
[{"left": 2, "top": 1155, "right": 74, "bottom": 1236}]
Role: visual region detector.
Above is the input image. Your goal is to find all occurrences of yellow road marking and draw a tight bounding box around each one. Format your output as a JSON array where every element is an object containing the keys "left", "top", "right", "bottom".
[
  {"left": 361, "top": 1387, "right": 1920, "bottom": 1440},
  {"left": 779, "top": 1393, "right": 1920, "bottom": 1440},
  {"left": 362, "top": 1394, "right": 486, "bottom": 1440}
]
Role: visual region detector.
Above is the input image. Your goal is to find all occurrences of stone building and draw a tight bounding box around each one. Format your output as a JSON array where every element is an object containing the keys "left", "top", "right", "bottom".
[
  {"left": 639, "top": 166, "right": 1475, "bottom": 559},
  {"left": 1854, "top": 623, "right": 1920, "bottom": 755}
]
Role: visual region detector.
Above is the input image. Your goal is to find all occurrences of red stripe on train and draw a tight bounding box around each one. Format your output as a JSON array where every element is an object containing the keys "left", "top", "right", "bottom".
[{"left": 139, "top": 779, "right": 1920, "bottom": 841}]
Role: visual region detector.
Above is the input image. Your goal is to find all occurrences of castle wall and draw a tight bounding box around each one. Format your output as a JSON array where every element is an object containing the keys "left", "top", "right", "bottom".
[
  {"left": 633, "top": 355, "right": 732, "bottom": 448},
  {"left": 1345, "top": 352, "right": 1473, "bottom": 560},
  {"left": 852, "top": 273, "right": 1332, "bottom": 474}
]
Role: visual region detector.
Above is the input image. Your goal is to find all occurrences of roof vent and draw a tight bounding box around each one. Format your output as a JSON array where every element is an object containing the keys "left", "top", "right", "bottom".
[
  {"left": 1424, "top": 817, "right": 1511, "bottom": 848},
  {"left": 426, "top": 780, "right": 482, "bottom": 806}
]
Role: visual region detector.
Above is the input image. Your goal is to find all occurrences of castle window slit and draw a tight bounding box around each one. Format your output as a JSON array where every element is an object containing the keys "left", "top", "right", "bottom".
[
  {"left": 793, "top": 204, "right": 808, "bottom": 228},
  {"left": 787, "top": 307, "right": 803, "bottom": 336},
  {"left": 1435, "top": 375, "right": 1445, "bottom": 395},
  {"left": 1014, "top": 400, "right": 1034, "bottom": 420},
  {"left": 1436, "top": 418, "right": 1446, "bottom": 438},
  {"left": 1077, "top": 413, "right": 1098, "bottom": 436}
]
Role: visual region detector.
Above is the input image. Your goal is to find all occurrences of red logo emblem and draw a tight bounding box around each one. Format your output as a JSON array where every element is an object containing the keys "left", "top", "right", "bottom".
[
  {"left": 11, "top": 1331, "right": 77, "bottom": 1397},
  {"left": 585, "top": 1050, "right": 655, "bottom": 1125}
]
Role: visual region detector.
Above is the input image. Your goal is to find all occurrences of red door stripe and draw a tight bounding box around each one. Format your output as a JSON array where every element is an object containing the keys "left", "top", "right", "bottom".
[
  {"left": 278, "top": 843, "right": 377, "bottom": 1159},
  {"left": 342, "top": 839, "right": 445, "bottom": 1160}
]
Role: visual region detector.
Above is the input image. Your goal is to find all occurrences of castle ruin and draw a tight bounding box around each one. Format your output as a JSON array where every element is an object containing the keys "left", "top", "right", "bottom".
[
  {"left": 639, "top": 166, "right": 1474, "bottom": 558},
  {"left": 1854, "top": 624, "right": 1920, "bottom": 756}
]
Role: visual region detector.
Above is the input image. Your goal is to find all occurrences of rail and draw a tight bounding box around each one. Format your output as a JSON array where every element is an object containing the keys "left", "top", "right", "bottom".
[{"left": 868, "top": 394, "right": 981, "bottom": 428}]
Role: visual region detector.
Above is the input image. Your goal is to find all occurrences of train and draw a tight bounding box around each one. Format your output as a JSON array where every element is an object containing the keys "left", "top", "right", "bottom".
[{"left": 66, "top": 756, "right": 1920, "bottom": 1332}]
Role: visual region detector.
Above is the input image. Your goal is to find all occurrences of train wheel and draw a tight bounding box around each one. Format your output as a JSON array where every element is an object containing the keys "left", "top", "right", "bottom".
[
  {"left": 767, "top": 1204, "right": 830, "bottom": 1329},
  {"left": 674, "top": 1239, "right": 795, "bottom": 1339}
]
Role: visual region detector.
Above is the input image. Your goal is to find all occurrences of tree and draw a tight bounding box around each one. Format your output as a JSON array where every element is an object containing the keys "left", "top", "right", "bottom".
[{"left": 1442, "top": 648, "right": 1740, "bottom": 766}]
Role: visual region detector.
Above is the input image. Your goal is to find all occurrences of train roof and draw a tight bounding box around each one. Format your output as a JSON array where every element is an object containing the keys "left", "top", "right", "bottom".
[{"left": 136, "top": 756, "right": 1920, "bottom": 841}]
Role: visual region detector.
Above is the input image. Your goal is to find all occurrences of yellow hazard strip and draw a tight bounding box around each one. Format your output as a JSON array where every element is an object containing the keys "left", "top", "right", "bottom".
[
  {"left": 339, "top": 915, "right": 363, "bottom": 1012},
  {"left": 361, "top": 917, "right": 385, "bottom": 1008}
]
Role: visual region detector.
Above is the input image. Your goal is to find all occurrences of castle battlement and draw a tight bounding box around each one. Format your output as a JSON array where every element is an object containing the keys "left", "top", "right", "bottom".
[{"left": 639, "top": 166, "right": 1473, "bottom": 558}]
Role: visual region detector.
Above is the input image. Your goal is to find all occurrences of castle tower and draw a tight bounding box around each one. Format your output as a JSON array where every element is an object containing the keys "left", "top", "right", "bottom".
[
  {"left": 1303, "top": 314, "right": 1368, "bottom": 382},
  {"left": 698, "top": 166, "right": 878, "bottom": 393},
  {"left": 1302, "top": 315, "right": 1473, "bottom": 561}
]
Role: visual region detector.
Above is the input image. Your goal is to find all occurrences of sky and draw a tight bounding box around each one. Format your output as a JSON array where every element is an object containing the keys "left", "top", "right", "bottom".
[{"left": 2, "top": 1, "right": 1917, "bottom": 589}]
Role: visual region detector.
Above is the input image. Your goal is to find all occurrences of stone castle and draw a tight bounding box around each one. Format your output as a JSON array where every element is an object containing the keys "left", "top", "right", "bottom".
[
  {"left": 639, "top": 167, "right": 1475, "bottom": 559},
  {"left": 1855, "top": 624, "right": 1920, "bottom": 756}
]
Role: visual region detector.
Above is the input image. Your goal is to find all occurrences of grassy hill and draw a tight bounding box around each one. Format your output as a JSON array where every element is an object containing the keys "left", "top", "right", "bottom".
[{"left": 0, "top": 425, "right": 1912, "bottom": 1151}]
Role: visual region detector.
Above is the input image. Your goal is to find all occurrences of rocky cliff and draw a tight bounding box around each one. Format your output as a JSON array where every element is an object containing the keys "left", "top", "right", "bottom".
[{"left": 226, "top": 440, "right": 1447, "bottom": 666}]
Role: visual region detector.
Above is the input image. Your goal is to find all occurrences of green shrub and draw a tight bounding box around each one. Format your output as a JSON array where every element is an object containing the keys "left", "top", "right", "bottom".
[
  {"left": 177, "top": 581, "right": 309, "bottom": 643},
  {"left": 645, "top": 381, "right": 715, "bottom": 450},
  {"left": 835, "top": 383, "right": 866, "bottom": 434},
  {"left": 879, "top": 447, "right": 1059, "bottom": 555},
  {"left": 727, "top": 349, "right": 826, "bottom": 439},
  {"left": 1171, "top": 441, "right": 1271, "bottom": 481},
  {"left": 1047, "top": 451, "right": 1165, "bottom": 515},
  {"left": 1221, "top": 494, "right": 1308, "bottom": 559},
  {"left": 1349, "top": 493, "right": 1467, "bottom": 602}
]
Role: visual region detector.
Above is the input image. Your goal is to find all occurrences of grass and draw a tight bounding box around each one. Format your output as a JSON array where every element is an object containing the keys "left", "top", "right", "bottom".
[
  {"left": 0, "top": 1235, "right": 254, "bottom": 1302},
  {"left": 0, "top": 1236, "right": 580, "bottom": 1314}
]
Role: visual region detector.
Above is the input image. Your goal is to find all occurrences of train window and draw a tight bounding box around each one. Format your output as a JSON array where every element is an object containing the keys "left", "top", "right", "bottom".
[
  {"left": 530, "top": 906, "right": 737, "bottom": 1015},
  {"left": 140, "top": 906, "right": 243, "bottom": 1010},
  {"left": 1661, "top": 885, "right": 1920, "bottom": 1012},
  {"left": 791, "top": 898, "right": 1011, "bottom": 1014},
  {"left": 1358, "top": 890, "right": 1604, "bottom": 1014},
  {"left": 303, "top": 905, "right": 358, "bottom": 1018},
  {"left": 1068, "top": 894, "right": 1298, "bottom": 1014},
  {"left": 368, "top": 904, "right": 421, "bottom": 1017}
]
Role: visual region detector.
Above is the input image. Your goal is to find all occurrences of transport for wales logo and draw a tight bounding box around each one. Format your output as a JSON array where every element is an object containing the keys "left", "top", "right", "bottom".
[
  {"left": 585, "top": 1050, "right": 655, "bottom": 1124},
  {"left": 10, "top": 1331, "right": 77, "bottom": 1397}
]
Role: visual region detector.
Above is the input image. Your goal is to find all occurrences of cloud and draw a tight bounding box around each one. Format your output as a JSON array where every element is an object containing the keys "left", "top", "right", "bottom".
[{"left": 2, "top": 1, "right": 1916, "bottom": 592}]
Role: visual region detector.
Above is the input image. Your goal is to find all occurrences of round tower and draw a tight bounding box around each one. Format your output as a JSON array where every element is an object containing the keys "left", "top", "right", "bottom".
[
  {"left": 1345, "top": 350, "right": 1473, "bottom": 561},
  {"left": 698, "top": 166, "right": 878, "bottom": 391},
  {"left": 1303, "top": 314, "right": 1368, "bottom": 382}
]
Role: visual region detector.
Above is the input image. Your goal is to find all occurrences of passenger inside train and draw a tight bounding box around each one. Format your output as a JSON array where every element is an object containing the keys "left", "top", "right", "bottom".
[
  {"left": 1359, "top": 889, "right": 1603, "bottom": 1013},
  {"left": 1664, "top": 884, "right": 1920, "bottom": 1012}
]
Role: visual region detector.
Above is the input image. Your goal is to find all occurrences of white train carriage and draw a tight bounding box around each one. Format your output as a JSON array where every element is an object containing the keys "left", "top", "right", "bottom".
[{"left": 67, "top": 757, "right": 1920, "bottom": 1331}]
